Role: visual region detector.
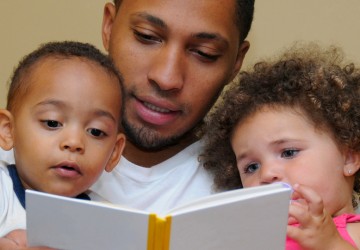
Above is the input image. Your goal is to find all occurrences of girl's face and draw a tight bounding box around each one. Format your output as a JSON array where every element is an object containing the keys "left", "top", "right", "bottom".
[{"left": 231, "top": 106, "right": 359, "bottom": 215}]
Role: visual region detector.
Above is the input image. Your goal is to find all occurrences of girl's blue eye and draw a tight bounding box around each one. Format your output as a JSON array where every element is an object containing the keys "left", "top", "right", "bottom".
[
  {"left": 281, "top": 149, "right": 299, "bottom": 158},
  {"left": 244, "top": 162, "right": 260, "bottom": 174}
]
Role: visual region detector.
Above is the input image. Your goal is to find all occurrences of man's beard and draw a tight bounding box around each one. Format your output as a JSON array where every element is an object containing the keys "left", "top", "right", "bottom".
[{"left": 121, "top": 116, "right": 185, "bottom": 151}]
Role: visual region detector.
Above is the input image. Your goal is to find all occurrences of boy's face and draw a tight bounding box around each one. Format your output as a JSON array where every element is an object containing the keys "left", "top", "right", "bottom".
[
  {"left": 231, "top": 106, "right": 357, "bottom": 215},
  {"left": 10, "top": 57, "right": 124, "bottom": 197},
  {"left": 102, "top": 0, "right": 249, "bottom": 150}
]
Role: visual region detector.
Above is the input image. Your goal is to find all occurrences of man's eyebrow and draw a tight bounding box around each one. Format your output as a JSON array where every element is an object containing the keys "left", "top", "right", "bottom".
[
  {"left": 192, "top": 32, "right": 229, "bottom": 47},
  {"left": 131, "top": 12, "right": 167, "bottom": 29},
  {"left": 131, "top": 12, "right": 228, "bottom": 48}
]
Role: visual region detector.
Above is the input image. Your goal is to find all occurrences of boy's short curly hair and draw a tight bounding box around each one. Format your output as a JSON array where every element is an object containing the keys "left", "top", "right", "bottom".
[
  {"left": 201, "top": 43, "right": 360, "bottom": 206},
  {"left": 7, "top": 41, "right": 122, "bottom": 118}
]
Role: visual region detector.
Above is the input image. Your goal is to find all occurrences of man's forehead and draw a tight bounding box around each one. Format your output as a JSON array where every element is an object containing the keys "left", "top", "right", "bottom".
[
  {"left": 118, "top": 0, "right": 237, "bottom": 22},
  {"left": 118, "top": 0, "right": 239, "bottom": 42}
]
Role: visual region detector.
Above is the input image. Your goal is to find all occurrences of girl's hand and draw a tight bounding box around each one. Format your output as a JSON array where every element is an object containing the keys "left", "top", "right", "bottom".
[{"left": 287, "top": 184, "right": 356, "bottom": 249}]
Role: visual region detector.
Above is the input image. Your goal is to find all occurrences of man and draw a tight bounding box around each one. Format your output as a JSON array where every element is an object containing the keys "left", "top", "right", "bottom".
[
  {"left": 0, "top": 0, "right": 254, "bottom": 248},
  {"left": 89, "top": 0, "right": 254, "bottom": 212}
]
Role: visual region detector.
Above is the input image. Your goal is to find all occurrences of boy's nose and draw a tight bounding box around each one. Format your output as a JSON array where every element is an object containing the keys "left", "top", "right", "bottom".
[{"left": 60, "top": 130, "right": 85, "bottom": 154}]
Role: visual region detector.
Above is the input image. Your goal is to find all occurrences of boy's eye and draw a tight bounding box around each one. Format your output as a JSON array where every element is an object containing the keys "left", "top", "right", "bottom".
[
  {"left": 88, "top": 128, "right": 106, "bottom": 137},
  {"left": 281, "top": 149, "right": 299, "bottom": 158},
  {"left": 42, "top": 120, "right": 61, "bottom": 128},
  {"left": 244, "top": 162, "right": 261, "bottom": 174}
]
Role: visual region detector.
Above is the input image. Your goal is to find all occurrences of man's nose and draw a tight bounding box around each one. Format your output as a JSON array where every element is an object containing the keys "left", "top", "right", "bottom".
[{"left": 147, "top": 45, "right": 185, "bottom": 91}]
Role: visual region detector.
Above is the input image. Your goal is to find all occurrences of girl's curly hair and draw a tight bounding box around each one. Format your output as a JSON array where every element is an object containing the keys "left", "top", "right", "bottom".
[{"left": 201, "top": 43, "right": 360, "bottom": 207}]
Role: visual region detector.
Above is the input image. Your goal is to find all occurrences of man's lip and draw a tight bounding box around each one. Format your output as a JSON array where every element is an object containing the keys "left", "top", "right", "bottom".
[
  {"left": 131, "top": 95, "right": 182, "bottom": 126},
  {"left": 142, "top": 101, "right": 171, "bottom": 113},
  {"left": 135, "top": 95, "right": 180, "bottom": 113}
]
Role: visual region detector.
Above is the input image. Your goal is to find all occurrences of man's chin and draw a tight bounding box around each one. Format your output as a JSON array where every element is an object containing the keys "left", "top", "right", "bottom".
[
  {"left": 131, "top": 136, "right": 180, "bottom": 151},
  {"left": 123, "top": 123, "right": 182, "bottom": 151}
]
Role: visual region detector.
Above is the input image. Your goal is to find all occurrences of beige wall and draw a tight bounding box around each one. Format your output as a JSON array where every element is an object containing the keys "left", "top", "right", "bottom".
[
  {"left": 0, "top": 0, "right": 108, "bottom": 108},
  {"left": 244, "top": 0, "right": 360, "bottom": 69},
  {"left": 1, "top": 0, "right": 360, "bottom": 108}
]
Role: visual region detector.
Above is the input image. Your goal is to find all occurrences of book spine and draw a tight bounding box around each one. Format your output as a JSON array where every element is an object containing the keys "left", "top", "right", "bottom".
[
  {"left": 147, "top": 214, "right": 157, "bottom": 250},
  {"left": 148, "top": 215, "right": 170, "bottom": 250},
  {"left": 163, "top": 216, "right": 172, "bottom": 250}
]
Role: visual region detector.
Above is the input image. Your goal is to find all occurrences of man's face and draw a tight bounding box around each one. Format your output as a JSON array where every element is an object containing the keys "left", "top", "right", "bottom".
[{"left": 103, "top": 0, "right": 249, "bottom": 149}]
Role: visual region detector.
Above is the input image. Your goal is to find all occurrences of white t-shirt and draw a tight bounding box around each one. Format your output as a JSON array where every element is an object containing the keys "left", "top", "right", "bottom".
[
  {"left": 0, "top": 163, "right": 26, "bottom": 237},
  {"left": 0, "top": 141, "right": 215, "bottom": 216},
  {"left": 89, "top": 140, "right": 215, "bottom": 214}
]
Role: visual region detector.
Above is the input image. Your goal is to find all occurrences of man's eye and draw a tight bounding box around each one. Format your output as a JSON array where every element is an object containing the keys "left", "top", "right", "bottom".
[
  {"left": 244, "top": 162, "right": 260, "bottom": 174},
  {"left": 281, "top": 149, "right": 299, "bottom": 158},
  {"left": 133, "top": 29, "right": 161, "bottom": 44},
  {"left": 42, "top": 120, "right": 61, "bottom": 128},
  {"left": 197, "top": 50, "right": 220, "bottom": 62},
  {"left": 190, "top": 49, "right": 220, "bottom": 62},
  {"left": 88, "top": 128, "right": 106, "bottom": 137}
]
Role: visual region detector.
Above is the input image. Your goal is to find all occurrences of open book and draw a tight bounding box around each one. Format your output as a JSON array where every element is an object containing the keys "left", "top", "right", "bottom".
[{"left": 26, "top": 182, "right": 292, "bottom": 250}]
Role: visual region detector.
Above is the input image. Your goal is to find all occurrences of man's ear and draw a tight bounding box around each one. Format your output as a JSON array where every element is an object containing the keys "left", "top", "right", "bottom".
[
  {"left": 102, "top": 2, "right": 117, "bottom": 52},
  {"left": 105, "top": 133, "right": 126, "bottom": 172},
  {"left": 343, "top": 150, "right": 360, "bottom": 177},
  {"left": 229, "top": 41, "right": 250, "bottom": 81},
  {"left": 0, "top": 109, "right": 14, "bottom": 151}
]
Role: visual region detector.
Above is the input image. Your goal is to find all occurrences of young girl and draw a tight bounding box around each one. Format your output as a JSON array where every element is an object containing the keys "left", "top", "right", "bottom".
[{"left": 201, "top": 44, "right": 360, "bottom": 249}]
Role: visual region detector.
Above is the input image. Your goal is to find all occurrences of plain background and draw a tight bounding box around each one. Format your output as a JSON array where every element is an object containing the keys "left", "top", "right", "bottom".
[{"left": 1, "top": 0, "right": 360, "bottom": 108}]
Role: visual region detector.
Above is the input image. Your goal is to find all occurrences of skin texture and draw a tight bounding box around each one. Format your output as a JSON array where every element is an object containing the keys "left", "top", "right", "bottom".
[
  {"left": 102, "top": 0, "right": 249, "bottom": 166},
  {"left": 0, "top": 57, "right": 125, "bottom": 197},
  {"left": 0, "top": 57, "right": 126, "bottom": 249},
  {"left": 0, "top": 1, "right": 252, "bottom": 247},
  {"left": 231, "top": 106, "right": 360, "bottom": 249}
]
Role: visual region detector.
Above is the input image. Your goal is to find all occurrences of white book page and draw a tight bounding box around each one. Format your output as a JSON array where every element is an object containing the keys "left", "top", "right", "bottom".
[
  {"left": 26, "top": 190, "right": 150, "bottom": 250},
  {"left": 169, "top": 185, "right": 291, "bottom": 250},
  {"left": 166, "top": 182, "right": 291, "bottom": 216}
]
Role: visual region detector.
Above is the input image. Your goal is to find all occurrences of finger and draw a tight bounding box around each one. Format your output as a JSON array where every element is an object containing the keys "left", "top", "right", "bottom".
[
  {"left": 5, "top": 229, "right": 27, "bottom": 247},
  {"left": 292, "top": 184, "right": 324, "bottom": 216},
  {"left": 288, "top": 200, "right": 311, "bottom": 226},
  {"left": 0, "top": 237, "right": 20, "bottom": 249},
  {"left": 287, "top": 224, "right": 303, "bottom": 242}
]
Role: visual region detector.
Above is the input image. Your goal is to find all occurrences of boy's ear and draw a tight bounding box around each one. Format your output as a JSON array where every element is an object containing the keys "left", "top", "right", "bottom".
[
  {"left": 0, "top": 109, "right": 14, "bottom": 151},
  {"left": 343, "top": 150, "right": 360, "bottom": 177},
  {"left": 105, "top": 133, "right": 126, "bottom": 172}
]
